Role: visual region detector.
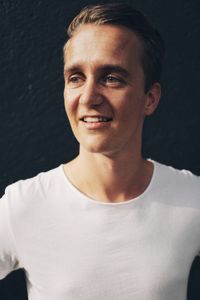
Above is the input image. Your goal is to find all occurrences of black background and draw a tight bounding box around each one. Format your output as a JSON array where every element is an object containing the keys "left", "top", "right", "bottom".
[{"left": 0, "top": 0, "right": 200, "bottom": 299}]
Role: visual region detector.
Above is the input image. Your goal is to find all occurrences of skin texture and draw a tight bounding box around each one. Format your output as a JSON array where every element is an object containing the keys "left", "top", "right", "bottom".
[{"left": 63, "top": 24, "right": 161, "bottom": 202}]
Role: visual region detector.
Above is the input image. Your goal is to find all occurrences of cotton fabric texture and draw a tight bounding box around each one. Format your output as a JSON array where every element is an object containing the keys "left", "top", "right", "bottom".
[{"left": 0, "top": 161, "right": 200, "bottom": 300}]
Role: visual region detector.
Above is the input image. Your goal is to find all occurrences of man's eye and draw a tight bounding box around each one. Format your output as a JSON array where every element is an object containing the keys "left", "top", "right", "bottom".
[
  {"left": 103, "top": 75, "right": 124, "bottom": 86},
  {"left": 65, "top": 74, "right": 84, "bottom": 88},
  {"left": 69, "top": 76, "right": 82, "bottom": 84}
]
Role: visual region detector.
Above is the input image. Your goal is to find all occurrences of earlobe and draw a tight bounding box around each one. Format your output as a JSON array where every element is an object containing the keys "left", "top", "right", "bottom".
[{"left": 144, "top": 82, "right": 161, "bottom": 116}]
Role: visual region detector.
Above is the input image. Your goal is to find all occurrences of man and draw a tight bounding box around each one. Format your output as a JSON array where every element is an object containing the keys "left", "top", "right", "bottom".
[{"left": 0, "top": 3, "right": 199, "bottom": 300}]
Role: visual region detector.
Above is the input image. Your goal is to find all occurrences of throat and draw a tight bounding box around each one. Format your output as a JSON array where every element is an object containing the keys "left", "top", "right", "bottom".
[{"left": 64, "top": 156, "right": 153, "bottom": 203}]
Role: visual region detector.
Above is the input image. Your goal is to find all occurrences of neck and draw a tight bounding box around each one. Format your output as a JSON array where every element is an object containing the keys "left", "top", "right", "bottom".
[{"left": 64, "top": 146, "right": 153, "bottom": 203}]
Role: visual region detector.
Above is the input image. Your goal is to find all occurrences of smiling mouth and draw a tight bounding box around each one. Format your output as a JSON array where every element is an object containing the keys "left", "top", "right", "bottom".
[{"left": 81, "top": 117, "right": 112, "bottom": 123}]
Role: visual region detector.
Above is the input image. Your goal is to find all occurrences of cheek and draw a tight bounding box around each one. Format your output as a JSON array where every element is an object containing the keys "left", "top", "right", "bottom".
[
  {"left": 64, "top": 88, "right": 79, "bottom": 118},
  {"left": 115, "top": 91, "right": 146, "bottom": 120},
  {"left": 111, "top": 90, "right": 134, "bottom": 114}
]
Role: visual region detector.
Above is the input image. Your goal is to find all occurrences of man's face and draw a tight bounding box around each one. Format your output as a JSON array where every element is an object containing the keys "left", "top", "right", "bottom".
[{"left": 63, "top": 24, "right": 160, "bottom": 156}]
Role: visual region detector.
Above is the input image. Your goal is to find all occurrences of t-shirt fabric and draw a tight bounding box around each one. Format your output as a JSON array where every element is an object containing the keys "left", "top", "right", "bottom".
[{"left": 0, "top": 160, "right": 200, "bottom": 300}]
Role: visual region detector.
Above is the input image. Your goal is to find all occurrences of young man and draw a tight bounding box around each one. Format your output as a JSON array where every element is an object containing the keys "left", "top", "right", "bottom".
[{"left": 0, "top": 3, "right": 200, "bottom": 300}]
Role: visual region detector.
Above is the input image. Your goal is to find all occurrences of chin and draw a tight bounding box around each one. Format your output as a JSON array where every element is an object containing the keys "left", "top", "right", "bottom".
[
  {"left": 80, "top": 140, "right": 112, "bottom": 154},
  {"left": 83, "top": 145, "right": 108, "bottom": 154},
  {"left": 77, "top": 134, "right": 111, "bottom": 153}
]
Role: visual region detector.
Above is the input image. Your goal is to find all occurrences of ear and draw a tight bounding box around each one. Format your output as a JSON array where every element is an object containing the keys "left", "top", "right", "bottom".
[{"left": 144, "top": 82, "right": 161, "bottom": 116}]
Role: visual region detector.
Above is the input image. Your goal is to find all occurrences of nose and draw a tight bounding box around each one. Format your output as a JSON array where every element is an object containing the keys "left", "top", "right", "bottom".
[{"left": 79, "top": 79, "right": 103, "bottom": 106}]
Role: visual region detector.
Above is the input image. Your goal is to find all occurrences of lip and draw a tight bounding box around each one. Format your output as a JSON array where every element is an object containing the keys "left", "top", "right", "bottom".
[
  {"left": 80, "top": 115, "right": 112, "bottom": 121},
  {"left": 81, "top": 120, "right": 111, "bottom": 130},
  {"left": 79, "top": 115, "right": 112, "bottom": 130}
]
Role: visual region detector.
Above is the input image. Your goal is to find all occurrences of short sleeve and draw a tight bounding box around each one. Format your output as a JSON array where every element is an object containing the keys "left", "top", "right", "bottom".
[{"left": 0, "top": 193, "right": 20, "bottom": 279}]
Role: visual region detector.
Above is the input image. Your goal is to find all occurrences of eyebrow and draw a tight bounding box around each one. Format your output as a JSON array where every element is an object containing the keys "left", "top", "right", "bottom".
[
  {"left": 64, "top": 64, "right": 131, "bottom": 79},
  {"left": 100, "top": 65, "right": 131, "bottom": 78}
]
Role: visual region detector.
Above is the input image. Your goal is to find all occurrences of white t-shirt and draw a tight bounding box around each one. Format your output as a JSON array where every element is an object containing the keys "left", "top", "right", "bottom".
[{"left": 0, "top": 160, "right": 200, "bottom": 300}]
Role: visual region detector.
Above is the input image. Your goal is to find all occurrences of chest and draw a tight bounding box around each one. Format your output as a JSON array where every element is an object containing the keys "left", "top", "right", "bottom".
[{"left": 20, "top": 204, "right": 200, "bottom": 300}]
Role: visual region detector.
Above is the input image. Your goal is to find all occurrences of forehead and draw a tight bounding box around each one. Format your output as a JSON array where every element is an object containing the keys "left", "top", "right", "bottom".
[{"left": 64, "top": 24, "right": 143, "bottom": 70}]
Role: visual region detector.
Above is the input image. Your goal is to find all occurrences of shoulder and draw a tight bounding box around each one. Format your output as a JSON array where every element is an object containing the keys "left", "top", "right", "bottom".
[
  {"left": 3, "top": 164, "right": 63, "bottom": 215},
  {"left": 154, "top": 160, "right": 199, "bottom": 184},
  {"left": 152, "top": 160, "right": 200, "bottom": 205}
]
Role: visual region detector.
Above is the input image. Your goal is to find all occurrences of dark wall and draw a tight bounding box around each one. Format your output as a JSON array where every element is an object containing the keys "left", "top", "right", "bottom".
[{"left": 0, "top": 0, "right": 200, "bottom": 299}]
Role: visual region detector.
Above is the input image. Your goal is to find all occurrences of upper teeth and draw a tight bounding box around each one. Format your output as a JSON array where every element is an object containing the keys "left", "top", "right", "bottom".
[{"left": 83, "top": 117, "right": 110, "bottom": 122}]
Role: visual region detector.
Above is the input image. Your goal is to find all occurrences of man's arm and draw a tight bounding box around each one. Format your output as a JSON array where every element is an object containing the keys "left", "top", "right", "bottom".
[{"left": 0, "top": 193, "right": 20, "bottom": 279}]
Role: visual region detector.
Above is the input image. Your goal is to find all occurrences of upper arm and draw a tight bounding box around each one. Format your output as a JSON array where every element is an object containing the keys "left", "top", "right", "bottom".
[{"left": 0, "top": 194, "right": 20, "bottom": 279}]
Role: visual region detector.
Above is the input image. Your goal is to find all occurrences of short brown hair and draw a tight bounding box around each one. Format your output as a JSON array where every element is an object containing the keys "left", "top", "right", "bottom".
[{"left": 65, "top": 3, "right": 165, "bottom": 92}]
